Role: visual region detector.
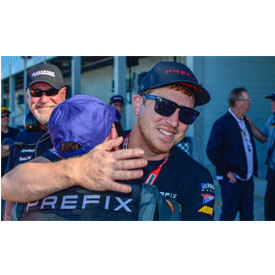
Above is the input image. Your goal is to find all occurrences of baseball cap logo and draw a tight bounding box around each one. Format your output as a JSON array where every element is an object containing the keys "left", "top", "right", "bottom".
[
  {"left": 165, "top": 69, "right": 196, "bottom": 82},
  {"left": 32, "top": 70, "right": 55, "bottom": 78}
]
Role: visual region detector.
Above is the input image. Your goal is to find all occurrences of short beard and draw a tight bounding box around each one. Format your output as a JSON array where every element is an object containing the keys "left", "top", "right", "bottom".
[
  {"left": 33, "top": 112, "right": 50, "bottom": 125},
  {"left": 138, "top": 118, "right": 173, "bottom": 155}
]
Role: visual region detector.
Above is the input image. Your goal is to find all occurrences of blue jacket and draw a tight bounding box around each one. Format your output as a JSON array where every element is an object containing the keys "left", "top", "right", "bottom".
[{"left": 206, "top": 111, "right": 258, "bottom": 179}]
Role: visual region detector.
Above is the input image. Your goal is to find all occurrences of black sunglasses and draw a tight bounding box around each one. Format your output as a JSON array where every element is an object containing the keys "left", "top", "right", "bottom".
[
  {"left": 28, "top": 88, "right": 61, "bottom": 97},
  {"left": 1, "top": 114, "right": 10, "bottom": 118},
  {"left": 143, "top": 94, "right": 200, "bottom": 125}
]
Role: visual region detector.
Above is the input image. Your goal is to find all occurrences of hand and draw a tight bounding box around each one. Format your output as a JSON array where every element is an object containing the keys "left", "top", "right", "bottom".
[
  {"left": 226, "top": 171, "right": 236, "bottom": 184},
  {"left": 72, "top": 137, "right": 147, "bottom": 193},
  {"left": 244, "top": 115, "right": 252, "bottom": 125}
]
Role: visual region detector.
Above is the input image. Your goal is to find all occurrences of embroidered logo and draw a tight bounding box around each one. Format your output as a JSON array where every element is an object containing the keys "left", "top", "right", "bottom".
[
  {"left": 201, "top": 183, "right": 215, "bottom": 193},
  {"left": 198, "top": 206, "right": 213, "bottom": 216},
  {"left": 201, "top": 194, "right": 215, "bottom": 204},
  {"left": 32, "top": 70, "right": 55, "bottom": 78}
]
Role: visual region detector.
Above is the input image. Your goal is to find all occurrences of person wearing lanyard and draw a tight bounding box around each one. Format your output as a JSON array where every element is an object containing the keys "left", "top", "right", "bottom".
[
  {"left": 245, "top": 91, "right": 275, "bottom": 221},
  {"left": 121, "top": 61, "right": 215, "bottom": 220},
  {"left": 2, "top": 61, "right": 215, "bottom": 221},
  {"left": 206, "top": 87, "right": 258, "bottom": 221}
]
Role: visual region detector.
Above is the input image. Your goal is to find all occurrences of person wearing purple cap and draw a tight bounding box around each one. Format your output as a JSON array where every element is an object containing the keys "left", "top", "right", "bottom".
[
  {"left": 245, "top": 91, "right": 275, "bottom": 220},
  {"left": 14, "top": 95, "right": 180, "bottom": 221},
  {"left": 2, "top": 64, "right": 147, "bottom": 221}
]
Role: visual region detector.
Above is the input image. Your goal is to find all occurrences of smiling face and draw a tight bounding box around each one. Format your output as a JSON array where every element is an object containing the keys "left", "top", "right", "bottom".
[
  {"left": 26, "top": 82, "right": 66, "bottom": 129},
  {"left": 131, "top": 86, "right": 195, "bottom": 160}
]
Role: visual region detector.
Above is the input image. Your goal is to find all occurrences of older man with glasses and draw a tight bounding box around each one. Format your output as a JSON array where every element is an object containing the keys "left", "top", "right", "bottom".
[{"left": 206, "top": 87, "right": 258, "bottom": 221}]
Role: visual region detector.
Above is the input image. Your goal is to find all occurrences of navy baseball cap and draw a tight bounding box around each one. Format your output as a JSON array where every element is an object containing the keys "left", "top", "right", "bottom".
[
  {"left": 265, "top": 91, "right": 275, "bottom": 101},
  {"left": 137, "top": 61, "right": 210, "bottom": 106},
  {"left": 27, "top": 63, "right": 64, "bottom": 90},
  {"left": 48, "top": 95, "right": 121, "bottom": 158},
  {"left": 109, "top": 95, "right": 124, "bottom": 104}
]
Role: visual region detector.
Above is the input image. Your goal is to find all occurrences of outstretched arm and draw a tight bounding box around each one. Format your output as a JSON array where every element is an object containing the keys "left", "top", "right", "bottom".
[
  {"left": 1, "top": 137, "right": 147, "bottom": 203},
  {"left": 244, "top": 116, "right": 267, "bottom": 143}
]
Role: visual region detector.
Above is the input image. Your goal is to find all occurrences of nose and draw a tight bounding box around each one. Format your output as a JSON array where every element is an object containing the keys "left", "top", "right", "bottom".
[
  {"left": 165, "top": 108, "right": 180, "bottom": 128},
  {"left": 39, "top": 92, "right": 50, "bottom": 103}
]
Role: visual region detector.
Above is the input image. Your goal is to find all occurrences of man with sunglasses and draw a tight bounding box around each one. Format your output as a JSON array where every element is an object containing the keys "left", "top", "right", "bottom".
[
  {"left": 206, "top": 87, "right": 258, "bottom": 221},
  {"left": 1, "top": 106, "right": 20, "bottom": 220},
  {"left": 120, "top": 61, "right": 214, "bottom": 220},
  {"left": 2, "top": 61, "right": 214, "bottom": 221},
  {"left": 3, "top": 64, "right": 67, "bottom": 220}
]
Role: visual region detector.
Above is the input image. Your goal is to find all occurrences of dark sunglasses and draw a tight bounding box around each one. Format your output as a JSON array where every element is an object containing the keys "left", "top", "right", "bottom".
[
  {"left": 143, "top": 94, "right": 200, "bottom": 125},
  {"left": 1, "top": 114, "right": 10, "bottom": 118},
  {"left": 28, "top": 88, "right": 61, "bottom": 97}
]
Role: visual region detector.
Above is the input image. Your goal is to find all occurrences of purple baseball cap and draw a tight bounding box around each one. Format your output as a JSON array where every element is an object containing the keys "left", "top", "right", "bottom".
[
  {"left": 48, "top": 95, "right": 121, "bottom": 158},
  {"left": 137, "top": 61, "right": 210, "bottom": 106}
]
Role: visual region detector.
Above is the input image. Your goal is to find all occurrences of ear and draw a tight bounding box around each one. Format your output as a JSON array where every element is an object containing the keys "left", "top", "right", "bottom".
[
  {"left": 105, "top": 124, "right": 118, "bottom": 141},
  {"left": 110, "top": 125, "right": 118, "bottom": 140},
  {"left": 60, "top": 87, "right": 67, "bottom": 100},
  {"left": 26, "top": 89, "right": 30, "bottom": 104},
  {"left": 132, "top": 94, "right": 143, "bottom": 116},
  {"left": 105, "top": 125, "right": 119, "bottom": 151}
]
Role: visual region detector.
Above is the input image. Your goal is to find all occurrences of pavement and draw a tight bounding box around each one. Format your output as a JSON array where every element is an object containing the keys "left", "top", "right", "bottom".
[{"left": 212, "top": 173, "right": 267, "bottom": 221}]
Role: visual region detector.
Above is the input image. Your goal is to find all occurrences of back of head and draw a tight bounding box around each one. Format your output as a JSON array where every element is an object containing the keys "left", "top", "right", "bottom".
[{"left": 48, "top": 95, "right": 121, "bottom": 158}]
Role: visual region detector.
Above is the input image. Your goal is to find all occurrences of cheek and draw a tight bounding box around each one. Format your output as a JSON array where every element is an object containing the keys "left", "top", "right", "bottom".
[
  {"left": 52, "top": 95, "right": 65, "bottom": 104},
  {"left": 28, "top": 97, "right": 38, "bottom": 107}
]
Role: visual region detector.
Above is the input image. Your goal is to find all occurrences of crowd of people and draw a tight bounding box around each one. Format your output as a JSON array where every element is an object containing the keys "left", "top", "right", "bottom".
[{"left": 1, "top": 61, "right": 274, "bottom": 221}]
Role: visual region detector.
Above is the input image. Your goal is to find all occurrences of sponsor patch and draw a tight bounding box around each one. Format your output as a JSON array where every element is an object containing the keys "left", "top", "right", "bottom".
[
  {"left": 19, "top": 156, "right": 32, "bottom": 162},
  {"left": 201, "top": 194, "right": 215, "bottom": 204},
  {"left": 21, "top": 148, "right": 35, "bottom": 153},
  {"left": 201, "top": 183, "right": 215, "bottom": 193},
  {"left": 198, "top": 206, "right": 213, "bottom": 216}
]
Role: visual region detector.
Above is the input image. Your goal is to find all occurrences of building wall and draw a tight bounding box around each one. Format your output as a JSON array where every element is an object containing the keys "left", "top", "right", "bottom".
[{"left": 192, "top": 56, "right": 275, "bottom": 179}]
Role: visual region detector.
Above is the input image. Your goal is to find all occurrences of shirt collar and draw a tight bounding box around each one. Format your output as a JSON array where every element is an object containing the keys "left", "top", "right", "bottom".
[{"left": 229, "top": 108, "right": 244, "bottom": 123}]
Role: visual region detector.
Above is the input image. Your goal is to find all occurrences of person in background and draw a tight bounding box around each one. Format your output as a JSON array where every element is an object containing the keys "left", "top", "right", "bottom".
[
  {"left": 109, "top": 95, "right": 124, "bottom": 132},
  {"left": 245, "top": 91, "right": 275, "bottom": 221},
  {"left": 1, "top": 106, "right": 20, "bottom": 220},
  {"left": 206, "top": 87, "right": 258, "bottom": 221}
]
